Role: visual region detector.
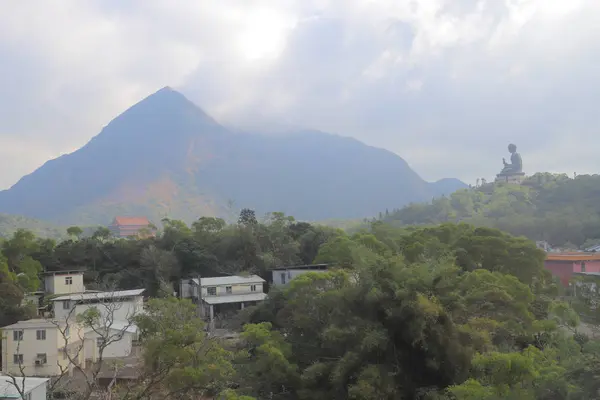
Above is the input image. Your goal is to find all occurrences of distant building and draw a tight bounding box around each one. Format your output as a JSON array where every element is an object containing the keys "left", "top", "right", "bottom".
[
  {"left": 0, "top": 375, "right": 49, "bottom": 400},
  {"left": 109, "top": 216, "right": 155, "bottom": 238},
  {"left": 544, "top": 253, "right": 600, "bottom": 286},
  {"left": 585, "top": 244, "right": 600, "bottom": 253},
  {"left": 43, "top": 270, "right": 86, "bottom": 295},
  {"left": 271, "top": 264, "right": 330, "bottom": 286}
]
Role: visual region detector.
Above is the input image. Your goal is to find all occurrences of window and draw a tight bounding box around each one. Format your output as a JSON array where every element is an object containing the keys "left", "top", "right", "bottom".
[
  {"left": 36, "top": 329, "right": 46, "bottom": 340},
  {"left": 280, "top": 272, "right": 286, "bottom": 285},
  {"left": 250, "top": 285, "right": 257, "bottom": 292},
  {"left": 582, "top": 262, "right": 586, "bottom": 272},
  {"left": 207, "top": 287, "right": 217, "bottom": 296},
  {"left": 63, "top": 300, "right": 71, "bottom": 309},
  {"left": 13, "top": 354, "right": 23, "bottom": 364},
  {"left": 226, "top": 286, "right": 232, "bottom": 294},
  {"left": 13, "top": 330, "right": 23, "bottom": 341},
  {"left": 24, "top": 393, "right": 31, "bottom": 400},
  {"left": 36, "top": 353, "right": 47, "bottom": 365},
  {"left": 65, "top": 276, "right": 73, "bottom": 285}
]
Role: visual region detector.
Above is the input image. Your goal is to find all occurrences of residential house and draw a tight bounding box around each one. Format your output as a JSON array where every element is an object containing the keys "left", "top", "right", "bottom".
[
  {"left": 49, "top": 289, "right": 144, "bottom": 361},
  {"left": 180, "top": 275, "right": 266, "bottom": 323},
  {"left": 544, "top": 253, "right": 600, "bottom": 286},
  {"left": 109, "top": 217, "right": 155, "bottom": 238},
  {"left": 1, "top": 319, "right": 85, "bottom": 377},
  {"left": 271, "top": 264, "right": 329, "bottom": 286},
  {"left": 23, "top": 270, "right": 87, "bottom": 315},
  {"left": 51, "top": 289, "right": 145, "bottom": 324},
  {"left": 0, "top": 376, "right": 49, "bottom": 400}
]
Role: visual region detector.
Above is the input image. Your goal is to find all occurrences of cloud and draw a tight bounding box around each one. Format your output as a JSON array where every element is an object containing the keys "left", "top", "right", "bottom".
[{"left": 1, "top": 0, "right": 599, "bottom": 190}]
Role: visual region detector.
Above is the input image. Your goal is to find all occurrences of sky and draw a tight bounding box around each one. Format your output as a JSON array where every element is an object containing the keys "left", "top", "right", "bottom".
[{"left": 1, "top": 0, "right": 599, "bottom": 190}]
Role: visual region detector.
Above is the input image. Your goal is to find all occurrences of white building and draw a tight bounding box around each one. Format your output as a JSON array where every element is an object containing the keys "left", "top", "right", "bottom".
[
  {"left": 1, "top": 319, "right": 85, "bottom": 377},
  {"left": 49, "top": 289, "right": 144, "bottom": 360},
  {"left": 180, "top": 275, "right": 266, "bottom": 322},
  {"left": 83, "top": 322, "right": 139, "bottom": 361},
  {"left": 43, "top": 270, "right": 86, "bottom": 295},
  {"left": 271, "top": 264, "right": 329, "bottom": 286},
  {"left": 0, "top": 375, "right": 49, "bottom": 400},
  {"left": 50, "top": 289, "right": 145, "bottom": 324}
]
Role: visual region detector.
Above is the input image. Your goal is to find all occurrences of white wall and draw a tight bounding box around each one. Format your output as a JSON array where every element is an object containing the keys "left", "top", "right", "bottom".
[
  {"left": 44, "top": 273, "right": 85, "bottom": 295},
  {"left": 54, "top": 296, "right": 144, "bottom": 324},
  {"left": 84, "top": 329, "right": 134, "bottom": 359},
  {"left": 29, "top": 382, "right": 48, "bottom": 400}
]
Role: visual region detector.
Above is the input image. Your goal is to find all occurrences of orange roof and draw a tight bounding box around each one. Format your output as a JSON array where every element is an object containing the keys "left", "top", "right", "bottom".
[
  {"left": 112, "top": 216, "right": 151, "bottom": 226},
  {"left": 546, "top": 252, "right": 600, "bottom": 261}
]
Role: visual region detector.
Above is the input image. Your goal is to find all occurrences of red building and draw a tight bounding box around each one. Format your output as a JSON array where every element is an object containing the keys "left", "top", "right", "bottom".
[
  {"left": 109, "top": 216, "right": 155, "bottom": 238},
  {"left": 544, "top": 253, "right": 600, "bottom": 286}
]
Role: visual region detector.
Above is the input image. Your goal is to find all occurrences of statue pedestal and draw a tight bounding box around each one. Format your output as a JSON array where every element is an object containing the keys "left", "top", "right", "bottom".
[{"left": 495, "top": 172, "right": 526, "bottom": 184}]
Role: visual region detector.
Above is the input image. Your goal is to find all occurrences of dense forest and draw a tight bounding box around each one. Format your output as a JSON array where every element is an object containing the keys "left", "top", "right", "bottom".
[
  {"left": 383, "top": 173, "right": 600, "bottom": 248},
  {"left": 2, "top": 209, "right": 600, "bottom": 398}
]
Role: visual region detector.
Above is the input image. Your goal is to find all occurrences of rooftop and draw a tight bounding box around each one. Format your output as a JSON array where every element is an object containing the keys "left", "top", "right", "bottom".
[
  {"left": 111, "top": 216, "right": 151, "bottom": 226},
  {"left": 0, "top": 376, "right": 49, "bottom": 397},
  {"left": 202, "top": 292, "right": 267, "bottom": 305},
  {"left": 51, "top": 289, "right": 145, "bottom": 302},
  {"left": 189, "top": 275, "right": 265, "bottom": 287},
  {"left": 271, "top": 263, "right": 329, "bottom": 271},
  {"left": 42, "top": 269, "right": 85, "bottom": 276},
  {"left": 546, "top": 253, "right": 600, "bottom": 261},
  {"left": 1, "top": 319, "right": 64, "bottom": 330}
]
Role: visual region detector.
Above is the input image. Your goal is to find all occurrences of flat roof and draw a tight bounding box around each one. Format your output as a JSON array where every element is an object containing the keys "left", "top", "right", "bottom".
[
  {"left": 42, "top": 269, "right": 85, "bottom": 276},
  {"left": 189, "top": 275, "right": 265, "bottom": 287},
  {"left": 0, "top": 376, "right": 49, "bottom": 397},
  {"left": 202, "top": 292, "right": 267, "bottom": 305},
  {"left": 573, "top": 272, "right": 600, "bottom": 277},
  {"left": 51, "top": 289, "right": 145, "bottom": 302},
  {"left": 1, "top": 319, "right": 64, "bottom": 330},
  {"left": 271, "top": 264, "right": 329, "bottom": 271}
]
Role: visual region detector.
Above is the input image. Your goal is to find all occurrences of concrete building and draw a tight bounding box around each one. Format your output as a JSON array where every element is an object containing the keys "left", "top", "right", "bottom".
[
  {"left": 50, "top": 289, "right": 145, "bottom": 324},
  {"left": 0, "top": 376, "right": 49, "bottom": 400},
  {"left": 1, "top": 319, "right": 85, "bottom": 377},
  {"left": 49, "top": 289, "right": 144, "bottom": 361},
  {"left": 180, "top": 275, "right": 266, "bottom": 323},
  {"left": 43, "top": 270, "right": 85, "bottom": 295},
  {"left": 271, "top": 264, "right": 329, "bottom": 286}
]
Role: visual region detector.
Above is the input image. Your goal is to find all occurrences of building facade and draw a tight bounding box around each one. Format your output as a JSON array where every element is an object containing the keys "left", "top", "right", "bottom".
[
  {"left": 180, "top": 275, "right": 266, "bottom": 326},
  {"left": 43, "top": 270, "right": 86, "bottom": 295},
  {"left": 544, "top": 253, "right": 600, "bottom": 286},
  {"left": 1, "top": 319, "right": 85, "bottom": 377}
]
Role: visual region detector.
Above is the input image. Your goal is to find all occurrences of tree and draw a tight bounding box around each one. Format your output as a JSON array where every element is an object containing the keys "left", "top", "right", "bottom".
[
  {"left": 238, "top": 209, "right": 258, "bottom": 227},
  {"left": 67, "top": 226, "right": 84, "bottom": 239}
]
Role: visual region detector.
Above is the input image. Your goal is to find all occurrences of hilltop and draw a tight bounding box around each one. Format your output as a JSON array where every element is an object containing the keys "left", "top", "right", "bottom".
[
  {"left": 0, "top": 87, "right": 465, "bottom": 225},
  {"left": 383, "top": 173, "right": 600, "bottom": 247}
]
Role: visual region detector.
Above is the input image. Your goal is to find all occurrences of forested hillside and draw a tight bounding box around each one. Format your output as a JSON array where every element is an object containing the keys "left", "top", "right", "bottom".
[
  {"left": 384, "top": 173, "right": 600, "bottom": 247},
  {"left": 0, "top": 213, "right": 65, "bottom": 239},
  {"left": 2, "top": 210, "right": 600, "bottom": 398}
]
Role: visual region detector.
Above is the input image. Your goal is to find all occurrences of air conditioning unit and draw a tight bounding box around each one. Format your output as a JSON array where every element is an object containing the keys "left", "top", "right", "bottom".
[{"left": 35, "top": 360, "right": 42, "bottom": 366}]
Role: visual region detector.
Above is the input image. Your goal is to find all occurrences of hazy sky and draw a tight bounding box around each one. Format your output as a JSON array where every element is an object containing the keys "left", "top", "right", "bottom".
[{"left": 1, "top": 0, "right": 599, "bottom": 190}]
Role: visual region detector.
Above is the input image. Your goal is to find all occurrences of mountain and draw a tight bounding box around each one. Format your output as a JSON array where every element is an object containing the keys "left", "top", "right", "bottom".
[
  {"left": 0, "top": 87, "right": 466, "bottom": 225},
  {"left": 383, "top": 172, "right": 600, "bottom": 248}
]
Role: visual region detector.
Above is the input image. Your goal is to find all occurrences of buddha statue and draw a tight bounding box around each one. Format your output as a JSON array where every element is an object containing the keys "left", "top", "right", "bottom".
[{"left": 499, "top": 143, "right": 523, "bottom": 175}]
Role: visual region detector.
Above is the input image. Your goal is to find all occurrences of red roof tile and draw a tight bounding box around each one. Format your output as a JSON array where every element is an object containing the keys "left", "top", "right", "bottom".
[{"left": 112, "top": 216, "right": 151, "bottom": 226}]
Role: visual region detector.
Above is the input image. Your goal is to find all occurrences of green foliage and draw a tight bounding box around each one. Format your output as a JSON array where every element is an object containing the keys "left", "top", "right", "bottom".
[
  {"left": 0, "top": 213, "right": 66, "bottom": 240},
  {"left": 385, "top": 173, "right": 600, "bottom": 247}
]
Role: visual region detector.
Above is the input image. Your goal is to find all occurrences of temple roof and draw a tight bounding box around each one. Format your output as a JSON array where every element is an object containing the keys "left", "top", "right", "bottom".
[{"left": 112, "top": 216, "right": 151, "bottom": 226}]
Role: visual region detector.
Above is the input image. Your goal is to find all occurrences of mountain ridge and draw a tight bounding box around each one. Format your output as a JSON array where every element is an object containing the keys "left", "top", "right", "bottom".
[{"left": 0, "top": 87, "right": 466, "bottom": 225}]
